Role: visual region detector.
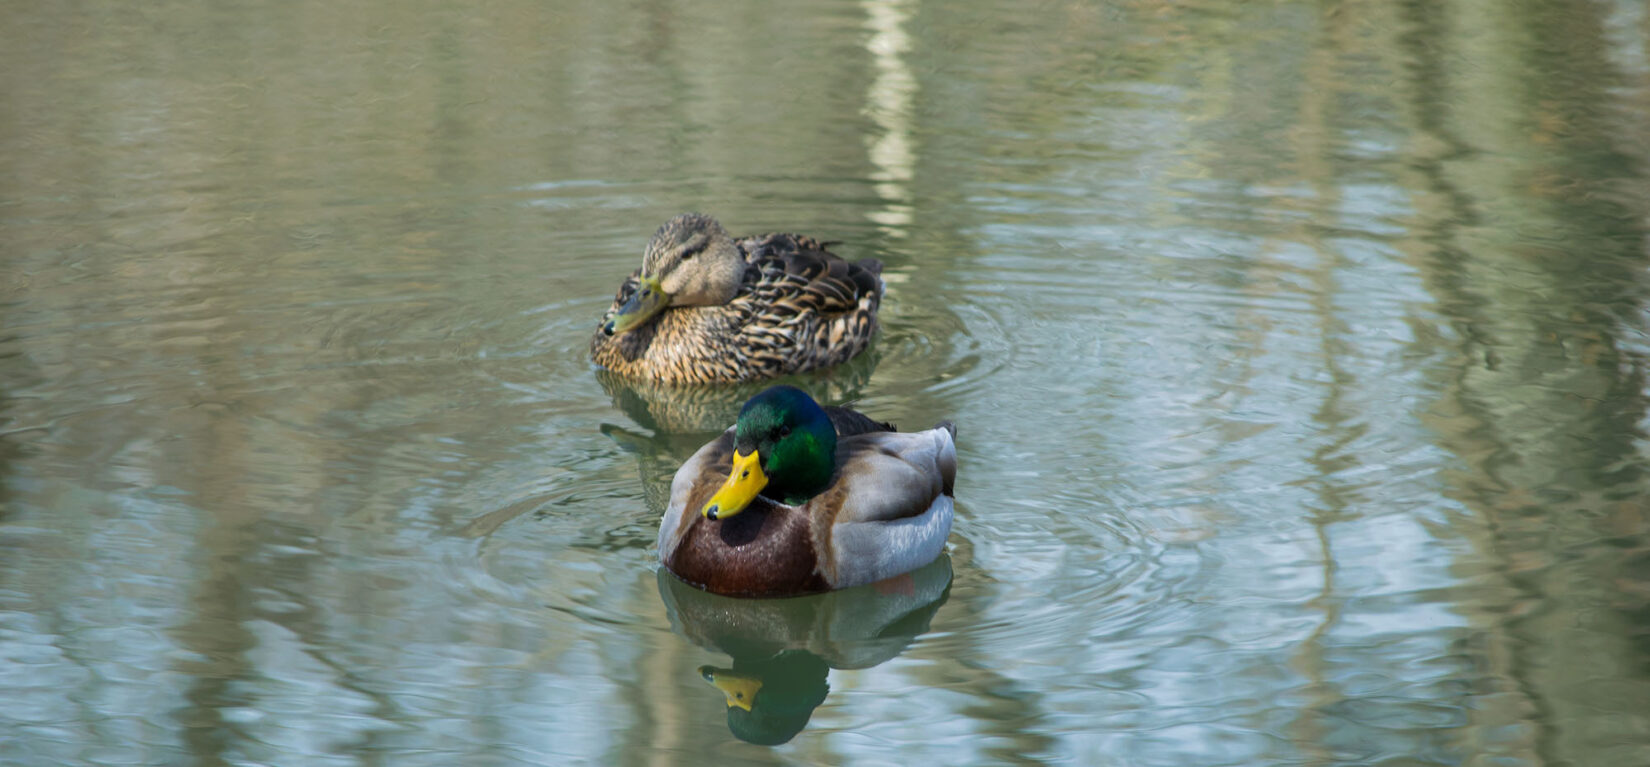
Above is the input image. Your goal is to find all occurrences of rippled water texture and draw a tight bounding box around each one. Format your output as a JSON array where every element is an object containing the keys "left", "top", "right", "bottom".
[{"left": 5, "top": 1, "right": 1650, "bottom": 765}]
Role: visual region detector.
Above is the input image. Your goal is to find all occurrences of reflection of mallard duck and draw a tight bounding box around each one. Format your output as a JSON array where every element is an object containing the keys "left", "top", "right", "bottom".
[
  {"left": 699, "top": 652, "right": 829, "bottom": 746},
  {"left": 657, "top": 385, "right": 957, "bottom": 597},
  {"left": 594, "top": 355, "right": 877, "bottom": 435},
  {"left": 590, "top": 214, "right": 884, "bottom": 384},
  {"left": 657, "top": 556, "right": 952, "bottom": 745},
  {"left": 656, "top": 555, "right": 953, "bottom": 666}
]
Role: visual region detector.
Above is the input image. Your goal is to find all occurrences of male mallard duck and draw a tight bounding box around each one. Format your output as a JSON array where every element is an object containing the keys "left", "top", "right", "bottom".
[
  {"left": 590, "top": 214, "right": 884, "bottom": 384},
  {"left": 656, "top": 385, "right": 957, "bottom": 597}
]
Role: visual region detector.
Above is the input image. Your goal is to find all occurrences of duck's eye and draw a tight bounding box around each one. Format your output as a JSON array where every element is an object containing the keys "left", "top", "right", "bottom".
[{"left": 779, "top": 425, "right": 791, "bottom": 438}]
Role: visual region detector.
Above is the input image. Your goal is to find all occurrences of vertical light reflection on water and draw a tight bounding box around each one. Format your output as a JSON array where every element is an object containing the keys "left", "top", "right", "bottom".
[
  {"left": 1259, "top": 2, "right": 1487, "bottom": 761},
  {"left": 1389, "top": 1, "right": 1541, "bottom": 762},
  {"left": 1398, "top": 1, "right": 1650, "bottom": 765},
  {"left": 861, "top": 0, "right": 917, "bottom": 234},
  {"left": 1281, "top": 7, "right": 1353, "bottom": 763}
]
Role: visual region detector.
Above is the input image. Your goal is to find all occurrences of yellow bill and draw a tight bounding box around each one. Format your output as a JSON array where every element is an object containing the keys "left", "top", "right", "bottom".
[
  {"left": 701, "top": 449, "right": 767, "bottom": 520},
  {"left": 603, "top": 276, "right": 668, "bottom": 335},
  {"left": 700, "top": 665, "right": 763, "bottom": 711}
]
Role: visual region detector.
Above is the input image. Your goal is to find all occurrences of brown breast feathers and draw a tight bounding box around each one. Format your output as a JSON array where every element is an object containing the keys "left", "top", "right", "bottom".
[
  {"left": 661, "top": 434, "right": 829, "bottom": 597},
  {"left": 664, "top": 502, "right": 829, "bottom": 598}
]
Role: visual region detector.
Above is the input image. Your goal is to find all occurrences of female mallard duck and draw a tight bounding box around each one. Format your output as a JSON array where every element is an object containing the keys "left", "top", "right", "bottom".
[
  {"left": 657, "top": 385, "right": 957, "bottom": 597},
  {"left": 590, "top": 213, "right": 884, "bottom": 384}
]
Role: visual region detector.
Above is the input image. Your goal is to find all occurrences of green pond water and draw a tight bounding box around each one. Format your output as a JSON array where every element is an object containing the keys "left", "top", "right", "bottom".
[{"left": 4, "top": 0, "right": 1650, "bottom": 764}]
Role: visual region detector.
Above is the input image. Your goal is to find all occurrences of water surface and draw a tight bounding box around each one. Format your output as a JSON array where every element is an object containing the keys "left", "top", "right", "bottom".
[{"left": 4, "top": 0, "right": 1650, "bottom": 765}]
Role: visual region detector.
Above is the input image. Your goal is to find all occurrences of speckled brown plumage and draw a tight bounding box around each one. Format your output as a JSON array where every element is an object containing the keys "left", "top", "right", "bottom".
[{"left": 590, "top": 215, "right": 883, "bottom": 385}]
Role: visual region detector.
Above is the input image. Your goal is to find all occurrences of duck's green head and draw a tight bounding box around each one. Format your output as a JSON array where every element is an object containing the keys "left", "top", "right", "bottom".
[
  {"left": 702, "top": 385, "right": 837, "bottom": 520},
  {"left": 604, "top": 213, "right": 746, "bottom": 336}
]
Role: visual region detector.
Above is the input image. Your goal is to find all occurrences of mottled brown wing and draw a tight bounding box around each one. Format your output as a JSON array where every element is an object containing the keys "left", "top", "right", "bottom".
[
  {"left": 716, "top": 233, "right": 883, "bottom": 378},
  {"left": 740, "top": 234, "right": 883, "bottom": 321},
  {"left": 736, "top": 232, "right": 832, "bottom": 260}
]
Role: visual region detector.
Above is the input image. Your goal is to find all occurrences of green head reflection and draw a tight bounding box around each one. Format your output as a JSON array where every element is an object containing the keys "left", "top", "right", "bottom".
[{"left": 699, "top": 651, "right": 830, "bottom": 745}]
